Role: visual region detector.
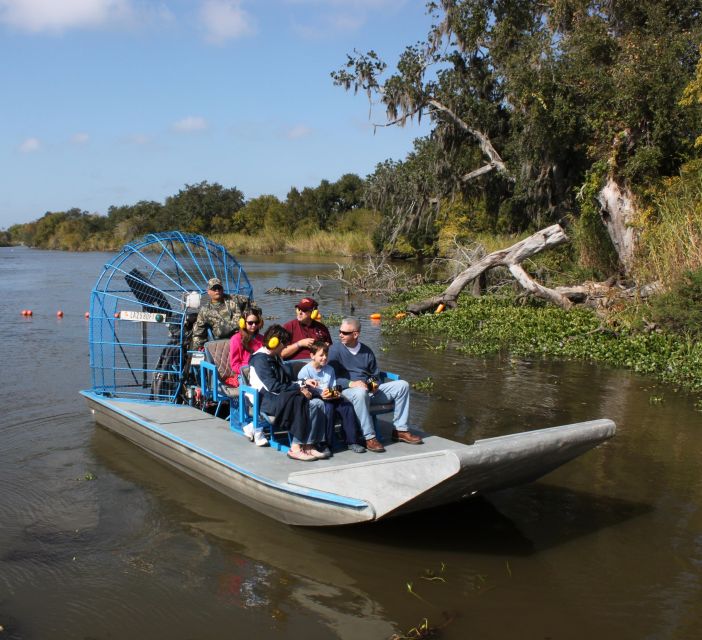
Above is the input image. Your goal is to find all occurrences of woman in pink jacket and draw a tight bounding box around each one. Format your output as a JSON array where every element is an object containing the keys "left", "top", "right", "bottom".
[{"left": 226, "top": 308, "right": 264, "bottom": 386}]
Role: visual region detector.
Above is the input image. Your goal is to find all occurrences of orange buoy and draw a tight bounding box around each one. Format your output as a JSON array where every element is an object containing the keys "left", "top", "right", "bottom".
[
  {"left": 369, "top": 313, "right": 382, "bottom": 320},
  {"left": 26, "top": 309, "right": 33, "bottom": 316},
  {"left": 84, "top": 312, "right": 90, "bottom": 319},
  {"left": 114, "top": 312, "right": 120, "bottom": 319},
  {"left": 56, "top": 310, "right": 64, "bottom": 318},
  {"left": 21, "top": 309, "right": 27, "bottom": 316},
  {"left": 395, "top": 312, "right": 407, "bottom": 319},
  {"left": 435, "top": 303, "right": 445, "bottom": 314}
]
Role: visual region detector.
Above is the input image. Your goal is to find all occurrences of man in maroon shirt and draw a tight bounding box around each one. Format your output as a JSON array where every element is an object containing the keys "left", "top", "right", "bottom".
[{"left": 281, "top": 297, "right": 332, "bottom": 360}]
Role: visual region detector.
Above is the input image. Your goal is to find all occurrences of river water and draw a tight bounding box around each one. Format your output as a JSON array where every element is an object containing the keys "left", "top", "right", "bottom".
[{"left": 0, "top": 246, "right": 700, "bottom": 639}]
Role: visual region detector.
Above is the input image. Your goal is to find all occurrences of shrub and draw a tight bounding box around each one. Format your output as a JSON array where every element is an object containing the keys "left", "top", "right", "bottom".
[{"left": 649, "top": 269, "right": 702, "bottom": 336}]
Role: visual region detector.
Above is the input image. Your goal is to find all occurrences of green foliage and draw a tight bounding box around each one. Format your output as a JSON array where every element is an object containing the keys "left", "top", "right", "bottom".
[
  {"left": 161, "top": 181, "right": 244, "bottom": 233},
  {"left": 636, "top": 159, "right": 702, "bottom": 284},
  {"left": 335, "top": 0, "right": 702, "bottom": 266},
  {"left": 7, "top": 174, "right": 368, "bottom": 252},
  {"left": 386, "top": 289, "right": 702, "bottom": 392},
  {"left": 572, "top": 160, "right": 619, "bottom": 276},
  {"left": 649, "top": 269, "right": 702, "bottom": 336}
]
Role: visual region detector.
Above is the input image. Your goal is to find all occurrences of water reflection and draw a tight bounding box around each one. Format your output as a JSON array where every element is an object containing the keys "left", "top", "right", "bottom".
[{"left": 91, "top": 427, "right": 398, "bottom": 639}]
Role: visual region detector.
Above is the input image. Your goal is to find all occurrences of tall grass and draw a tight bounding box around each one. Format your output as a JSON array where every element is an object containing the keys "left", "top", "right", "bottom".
[
  {"left": 208, "top": 229, "right": 374, "bottom": 256},
  {"left": 637, "top": 161, "right": 702, "bottom": 286}
]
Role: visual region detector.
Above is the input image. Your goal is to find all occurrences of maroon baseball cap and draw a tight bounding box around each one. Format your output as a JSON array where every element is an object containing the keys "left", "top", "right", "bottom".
[{"left": 296, "top": 297, "right": 318, "bottom": 311}]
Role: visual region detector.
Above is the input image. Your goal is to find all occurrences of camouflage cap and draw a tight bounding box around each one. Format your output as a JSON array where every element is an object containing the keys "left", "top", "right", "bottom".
[{"left": 207, "top": 277, "right": 223, "bottom": 289}]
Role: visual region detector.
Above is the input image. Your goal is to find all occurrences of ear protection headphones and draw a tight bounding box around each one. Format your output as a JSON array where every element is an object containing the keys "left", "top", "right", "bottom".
[
  {"left": 311, "top": 309, "right": 320, "bottom": 320},
  {"left": 267, "top": 336, "right": 280, "bottom": 349}
]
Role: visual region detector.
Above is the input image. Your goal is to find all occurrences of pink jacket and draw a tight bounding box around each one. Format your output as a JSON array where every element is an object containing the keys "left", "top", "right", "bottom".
[{"left": 228, "top": 332, "right": 264, "bottom": 385}]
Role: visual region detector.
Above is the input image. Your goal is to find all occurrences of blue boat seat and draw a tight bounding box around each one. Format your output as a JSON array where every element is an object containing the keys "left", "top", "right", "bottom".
[
  {"left": 199, "top": 339, "right": 238, "bottom": 418},
  {"left": 236, "top": 361, "right": 399, "bottom": 450},
  {"left": 236, "top": 362, "right": 309, "bottom": 451}
]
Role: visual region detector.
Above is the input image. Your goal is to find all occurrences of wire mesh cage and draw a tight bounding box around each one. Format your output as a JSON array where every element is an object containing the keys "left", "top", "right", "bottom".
[{"left": 89, "top": 231, "right": 253, "bottom": 402}]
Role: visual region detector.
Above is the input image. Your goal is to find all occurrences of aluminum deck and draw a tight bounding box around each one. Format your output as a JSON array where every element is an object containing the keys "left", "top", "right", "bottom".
[{"left": 82, "top": 390, "right": 616, "bottom": 526}]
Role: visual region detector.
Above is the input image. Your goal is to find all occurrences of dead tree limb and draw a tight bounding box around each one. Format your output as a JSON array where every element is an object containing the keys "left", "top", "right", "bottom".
[{"left": 407, "top": 224, "right": 571, "bottom": 313}]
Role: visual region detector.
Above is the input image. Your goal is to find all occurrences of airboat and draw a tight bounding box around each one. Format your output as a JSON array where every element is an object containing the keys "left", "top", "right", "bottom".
[{"left": 81, "top": 231, "right": 616, "bottom": 527}]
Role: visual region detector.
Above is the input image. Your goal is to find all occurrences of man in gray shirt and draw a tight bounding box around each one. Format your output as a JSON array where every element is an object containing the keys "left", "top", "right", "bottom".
[{"left": 328, "top": 316, "right": 423, "bottom": 452}]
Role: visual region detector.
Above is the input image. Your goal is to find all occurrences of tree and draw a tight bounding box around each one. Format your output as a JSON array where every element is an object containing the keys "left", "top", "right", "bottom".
[
  {"left": 161, "top": 181, "right": 245, "bottom": 233},
  {"left": 334, "top": 0, "right": 702, "bottom": 274}
]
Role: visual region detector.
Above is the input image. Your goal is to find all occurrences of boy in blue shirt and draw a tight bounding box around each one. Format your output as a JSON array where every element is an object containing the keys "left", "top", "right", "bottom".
[{"left": 297, "top": 341, "right": 366, "bottom": 453}]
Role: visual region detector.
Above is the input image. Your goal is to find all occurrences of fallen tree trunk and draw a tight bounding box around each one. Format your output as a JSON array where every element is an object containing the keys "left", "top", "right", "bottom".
[
  {"left": 554, "top": 280, "right": 663, "bottom": 307},
  {"left": 407, "top": 224, "right": 572, "bottom": 313}
]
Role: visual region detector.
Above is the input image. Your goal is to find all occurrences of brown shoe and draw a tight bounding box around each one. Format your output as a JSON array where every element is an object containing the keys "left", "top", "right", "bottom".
[
  {"left": 392, "top": 429, "right": 423, "bottom": 445},
  {"left": 365, "top": 437, "right": 386, "bottom": 453}
]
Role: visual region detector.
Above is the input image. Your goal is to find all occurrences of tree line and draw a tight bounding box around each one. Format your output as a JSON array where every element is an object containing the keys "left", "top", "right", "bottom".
[{"left": 3, "top": 174, "right": 369, "bottom": 251}]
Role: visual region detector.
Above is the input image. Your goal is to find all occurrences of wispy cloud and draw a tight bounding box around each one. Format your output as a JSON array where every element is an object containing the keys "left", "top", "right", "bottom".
[
  {"left": 18, "top": 137, "right": 40, "bottom": 153},
  {"left": 287, "top": 0, "right": 405, "bottom": 37},
  {"left": 199, "top": 0, "right": 255, "bottom": 44},
  {"left": 71, "top": 132, "right": 90, "bottom": 145},
  {"left": 125, "top": 133, "right": 152, "bottom": 145},
  {"left": 172, "top": 116, "right": 208, "bottom": 133},
  {"left": 0, "top": 0, "right": 131, "bottom": 33},
  {"left": 284, "top": 0, "right": 405, "bottom": 7},
  {"left": 285, "top": 124, "right": 312, "bottom": 139}
]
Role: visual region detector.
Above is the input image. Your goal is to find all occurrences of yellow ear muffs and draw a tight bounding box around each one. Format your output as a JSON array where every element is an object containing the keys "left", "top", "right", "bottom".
[
  {"left": 239, "top": 317, "right": 246, "bottom": 329},
  {"left": 311, "top": 309, "right": 320, "bottom": 320},
  {"left": 267, "top": 336, "right": 280, "bottom": 349}
]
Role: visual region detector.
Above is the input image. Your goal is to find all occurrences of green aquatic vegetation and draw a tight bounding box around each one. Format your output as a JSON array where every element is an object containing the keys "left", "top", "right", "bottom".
[
  {"left": 386, "top": 292, "right": 702, "bottom": 393},
  {"left": 412, "top": 377, "right": 435, "bottom": 393}
]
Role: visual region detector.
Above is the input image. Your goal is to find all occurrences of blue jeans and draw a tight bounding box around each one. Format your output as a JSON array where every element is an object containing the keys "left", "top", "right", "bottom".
[
  {"left": 341, "top": 379, "right": 410, "bottom": 440},
  {"left": 291, "top": 397, "right": 326, "bottom": 445}
]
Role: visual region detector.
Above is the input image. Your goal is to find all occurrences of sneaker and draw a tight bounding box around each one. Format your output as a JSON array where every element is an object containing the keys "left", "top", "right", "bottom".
[
  {"left": 242, "top": 422, "right": 255, "bottom": 442},
  {"left": 365, "top": 437, "right": 386, "bottom": 453},
  {"left": 349, "top": 443, "right": 366, "bottom": 453},
  {"left": 391, "top": 429, "right": 423, "bottom": 445},
  {"left": 287, "top": 448, "right": 317, "bottom": 462},
  {"left": 253, "top": 430, "right": 269, "bottom": 447},
  {"left": 306, "top": 446, "right": 331, "bottom": 460}
]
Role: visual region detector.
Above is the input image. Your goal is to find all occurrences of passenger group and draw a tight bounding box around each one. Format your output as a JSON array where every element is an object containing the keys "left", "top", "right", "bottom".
[{"left": 193, "top": 283, "right": 423, "bottom": 461}]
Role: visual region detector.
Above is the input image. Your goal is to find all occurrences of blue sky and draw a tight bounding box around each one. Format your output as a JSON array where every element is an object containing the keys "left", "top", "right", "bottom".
[{"left": 0, "top": 0, "right": 431, "bottom": 228}]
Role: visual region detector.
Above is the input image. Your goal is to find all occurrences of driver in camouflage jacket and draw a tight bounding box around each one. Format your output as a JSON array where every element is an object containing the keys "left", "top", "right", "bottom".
[{"left": 191, "top": 277, "right": 257, "bottom": 350}]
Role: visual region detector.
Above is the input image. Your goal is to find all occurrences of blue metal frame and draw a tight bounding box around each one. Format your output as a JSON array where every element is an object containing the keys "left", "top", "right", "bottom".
[{"left": 88, "top": 231, "right": 253, "bottom": 402}]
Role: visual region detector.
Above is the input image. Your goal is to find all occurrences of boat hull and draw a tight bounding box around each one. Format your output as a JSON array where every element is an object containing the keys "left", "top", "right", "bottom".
[{"left": 81, "top": 391, "right": 616, "bottom": 526}]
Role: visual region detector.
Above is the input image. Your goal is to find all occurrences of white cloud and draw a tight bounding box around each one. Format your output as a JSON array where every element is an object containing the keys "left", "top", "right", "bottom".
[
  {"left": 199, "top": 0, "right": 255, "bottom": 44},
  {"left": 172, "top": 116, "right": 208, "bottom": 133},
  {"left": 0, "top": 0, "right": 131, "bottom": 33},
  {"left": 71, "top": 132, "right": 90, "bottom": 144},
  {"left": 18, "top": 137, "right": 40, "bottom": 153},
  {"left": 125, "top": 133, "right": 152, "bottom": 145},
  {"left": 285, "top": 0, "right": 404, "bottom": 6},
  {"left": 286, "top": 124, "right": 312, "bottom": 139}
]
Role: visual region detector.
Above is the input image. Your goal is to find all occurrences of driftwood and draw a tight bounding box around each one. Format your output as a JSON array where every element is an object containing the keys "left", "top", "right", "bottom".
[
  {"left": 408, "top": 224, "right": 664, "bottom": 314},
  {"left": 266, "top": 277, "right": 323, "bottom": 296},
  {"left": 554, "top": 280, "right": 663, "bottom": 307},
  {"left": 407, "top": 224, "right": 571, "bottom": 313}
]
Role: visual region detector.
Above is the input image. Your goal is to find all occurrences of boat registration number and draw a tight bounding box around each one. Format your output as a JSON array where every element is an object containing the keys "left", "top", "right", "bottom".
[{"left": 119, "top": 310, "right": 165, "bottom": 323}]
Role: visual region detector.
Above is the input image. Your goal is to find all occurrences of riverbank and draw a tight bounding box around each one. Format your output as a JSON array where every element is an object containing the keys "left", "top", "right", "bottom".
[
  {"left": 0, "top": 228, "right": 376, "bottom": 256},
  {"left": 386, "top": 286, "right": 702, "bottom": 401}
]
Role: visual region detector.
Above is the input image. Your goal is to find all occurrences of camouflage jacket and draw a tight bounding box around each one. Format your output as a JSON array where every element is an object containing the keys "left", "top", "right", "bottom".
[{"left": 191, "top": 294, "right": 253, "bottom": 349}]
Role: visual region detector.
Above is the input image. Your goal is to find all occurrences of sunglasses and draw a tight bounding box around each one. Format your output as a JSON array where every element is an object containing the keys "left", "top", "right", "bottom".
[
  {"left": 245, "top": 320, "right": 260, "bottom": 326},
  {"left": 209, "top": 285, "right": 223, "bottom": 291},
  {"left": 339, "top": 329, "right": 356, "bottom": 335}
]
